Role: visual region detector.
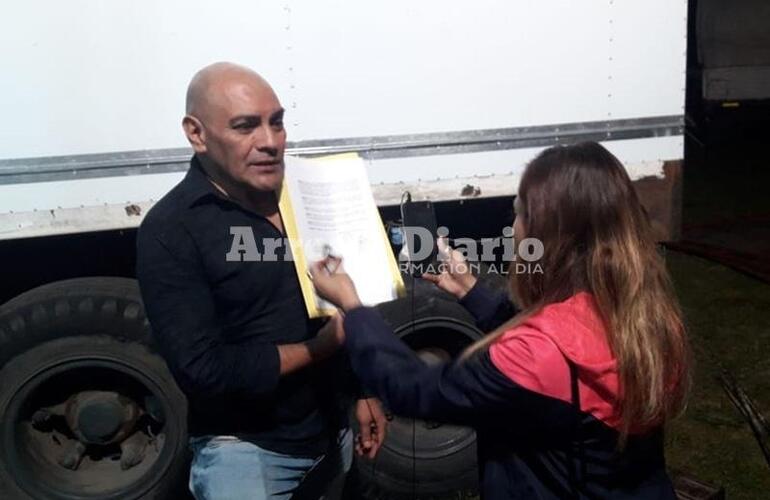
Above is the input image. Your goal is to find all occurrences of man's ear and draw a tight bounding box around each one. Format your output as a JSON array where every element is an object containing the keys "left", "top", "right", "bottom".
[{"left": 183, "top": 115, "right": 207, "bottom": 154}]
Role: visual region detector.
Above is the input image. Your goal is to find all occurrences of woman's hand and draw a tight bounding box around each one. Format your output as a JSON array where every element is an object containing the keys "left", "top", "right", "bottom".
[
  {"left": 422, "top": 237, "right": 477, "bottom": 299},
  {"left": 309, "top": 256, "right": 362, "bottom": 312}
]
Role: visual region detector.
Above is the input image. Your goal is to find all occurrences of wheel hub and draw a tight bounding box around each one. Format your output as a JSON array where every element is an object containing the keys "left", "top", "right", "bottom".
[
  {"left": 65, "top": 391, "right": 140, "bottom": 445},
  {"left": 3, "top": 358, "right": 177, "bottom": 497}
]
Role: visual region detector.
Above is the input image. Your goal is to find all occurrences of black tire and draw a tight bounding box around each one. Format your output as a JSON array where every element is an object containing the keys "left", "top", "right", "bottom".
[
  {"left": 0, "top": 278, "right": 189, "bottom": 500},
  {"left": 354, "top": 279, "right": 483, "bottom": 500}
]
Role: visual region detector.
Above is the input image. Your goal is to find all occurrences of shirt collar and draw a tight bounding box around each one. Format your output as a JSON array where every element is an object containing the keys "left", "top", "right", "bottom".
[{"left": 181, "top": 155, "right": 227, "bottom": 207}]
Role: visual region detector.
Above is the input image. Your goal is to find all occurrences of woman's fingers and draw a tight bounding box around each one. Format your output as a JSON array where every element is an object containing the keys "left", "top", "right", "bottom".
[
  {"left": 310, "top": 256, "right": 345, "bottom": 278},
  {"left": 437, "top": 236, "right": 451, "bottom": 259},
  {"left": 437, "top": 237, "right": 467, "bottom": 269},
  {"left": 309, "top": 259, "right": 336, "bottom": 299},
  {"left": 328, "top": 255, "right": 344, "bottom": 274},
  {"left": 309, "top": 258, "right": 328, "bottom": 278},
  {"left": 421, "top": 272, "right": 442, "bottom": 285},
  {"left": 310, "top": 256, "right": 360, "bottom": 309},
  {"left": 423, "top": 269, "right": 462, "bottom": 296}
]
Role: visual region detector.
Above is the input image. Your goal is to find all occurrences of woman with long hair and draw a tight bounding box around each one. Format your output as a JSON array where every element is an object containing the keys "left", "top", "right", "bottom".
[{"left": 310, "top": 142, "right": 690, "bottom": 499}]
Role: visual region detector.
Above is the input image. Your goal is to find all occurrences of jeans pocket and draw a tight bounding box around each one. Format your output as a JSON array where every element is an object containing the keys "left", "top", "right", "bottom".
[{"left": 189, "top": 435, "right": 240, "bottom": 455}]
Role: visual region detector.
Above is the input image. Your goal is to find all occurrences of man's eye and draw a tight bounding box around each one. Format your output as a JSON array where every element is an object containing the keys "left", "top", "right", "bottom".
[
  {"left": 271, "top": 120, "right": 284, "bottom": 129},
  {"left": 233, "top": 119, "right": 260, "bottom": 130}
]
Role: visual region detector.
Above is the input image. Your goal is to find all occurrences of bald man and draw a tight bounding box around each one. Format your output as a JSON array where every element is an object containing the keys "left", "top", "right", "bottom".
[{"left": 136, "top": 63, "right": 386, "bottom": 499}]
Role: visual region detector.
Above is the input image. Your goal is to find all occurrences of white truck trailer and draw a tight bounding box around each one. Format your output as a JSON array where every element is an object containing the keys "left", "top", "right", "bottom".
[{"left": 0, "top": 1, "right": 687, "bottom": 498}]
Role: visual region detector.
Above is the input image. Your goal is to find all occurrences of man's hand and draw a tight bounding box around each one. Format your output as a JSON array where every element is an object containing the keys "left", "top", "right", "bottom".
[
  {"left": 422, "top": 237, "right": 477, "bottom": 299},
  {"left": 354, "top": 398, "right": 387, "bottom": 459}
]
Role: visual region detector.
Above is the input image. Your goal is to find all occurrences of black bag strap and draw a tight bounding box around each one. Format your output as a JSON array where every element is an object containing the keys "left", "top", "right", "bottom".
[{"left": 567, "top": 360, "right": 585, "bottom": 499}]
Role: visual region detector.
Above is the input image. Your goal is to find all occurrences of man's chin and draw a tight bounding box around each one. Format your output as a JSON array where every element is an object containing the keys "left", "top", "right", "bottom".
[{"left": 245, "top": 171, "right": 284, "bottom": 193}]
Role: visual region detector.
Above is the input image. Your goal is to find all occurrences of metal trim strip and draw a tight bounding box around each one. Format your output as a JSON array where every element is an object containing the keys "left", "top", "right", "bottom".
[{"left": 0, "top": 115, "right": 683, "bottom": 185}]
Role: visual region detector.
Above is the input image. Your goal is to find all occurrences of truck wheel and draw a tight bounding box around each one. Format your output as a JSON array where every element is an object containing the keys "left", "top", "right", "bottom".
[
  {"left": 0, "top": 278, "right": 189, "bottom": 500},
  {"left": 357, "top": 285, "right": 482, "bottom": 499}
]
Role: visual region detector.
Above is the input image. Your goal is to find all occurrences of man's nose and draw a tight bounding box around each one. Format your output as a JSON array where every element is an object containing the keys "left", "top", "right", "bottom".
[{"left": 254, "top": 125, "right": 279, "bottom": 154}]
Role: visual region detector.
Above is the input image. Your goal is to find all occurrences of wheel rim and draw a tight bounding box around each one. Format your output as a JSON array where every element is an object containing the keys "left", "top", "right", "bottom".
[
  {"left": 3, "top": 356, "right": 182, "bottom": 499},
  {"left": 382, "top": 317, "right": 480, "bottom": 461}
]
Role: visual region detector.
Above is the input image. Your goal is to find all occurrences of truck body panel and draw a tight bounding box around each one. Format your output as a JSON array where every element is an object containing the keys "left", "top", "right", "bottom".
[{"left": 0, "top": 0, "right": 687, "bottom": 241}]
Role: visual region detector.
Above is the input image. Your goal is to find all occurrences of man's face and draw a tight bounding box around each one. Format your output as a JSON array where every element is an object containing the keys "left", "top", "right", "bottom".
[{"left": 196, "top": 77, "right": 286, "bottom": 192}]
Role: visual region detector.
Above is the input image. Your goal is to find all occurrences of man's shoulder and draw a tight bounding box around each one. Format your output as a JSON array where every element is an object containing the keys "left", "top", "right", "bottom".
[
  {"left": 137, "top": 177, "right": 199, "bottom": 250},
  {"left": 140, "top": 177, "right": 192, "bottom": 233}
]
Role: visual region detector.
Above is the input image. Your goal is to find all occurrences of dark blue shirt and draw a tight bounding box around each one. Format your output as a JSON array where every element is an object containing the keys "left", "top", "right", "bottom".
[{"left": 136, "top": 156, "right": 351, "bottom": 456}]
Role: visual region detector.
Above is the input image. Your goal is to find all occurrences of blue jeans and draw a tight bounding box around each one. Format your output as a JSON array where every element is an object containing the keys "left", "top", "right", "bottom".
[{"left": 188, "top": 428, "right": 353, "bottom": 500}]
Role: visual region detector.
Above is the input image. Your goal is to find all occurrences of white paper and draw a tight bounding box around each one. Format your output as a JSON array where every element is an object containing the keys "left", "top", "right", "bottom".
[{"left": 282, "top": 155, "right": 402, "bottom": 313}]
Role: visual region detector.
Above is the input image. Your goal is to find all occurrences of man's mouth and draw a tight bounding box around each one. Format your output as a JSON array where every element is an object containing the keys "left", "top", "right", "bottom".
[{"left": 249, "top": 161, "right": 282, "bottom": 172}]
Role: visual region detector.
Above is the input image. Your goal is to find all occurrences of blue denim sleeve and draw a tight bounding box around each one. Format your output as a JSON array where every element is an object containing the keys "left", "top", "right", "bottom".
[{"left": 458, "top": 281, "right": 519, "bottom": 332}]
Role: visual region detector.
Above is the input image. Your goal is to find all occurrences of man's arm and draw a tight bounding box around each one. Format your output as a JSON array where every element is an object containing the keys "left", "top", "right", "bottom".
[
  {"left": 136, "top": 226, "right": 339, "bottom": 399},
  {"left": 278, "top": 315, "right": 343, "bottom": 376}
]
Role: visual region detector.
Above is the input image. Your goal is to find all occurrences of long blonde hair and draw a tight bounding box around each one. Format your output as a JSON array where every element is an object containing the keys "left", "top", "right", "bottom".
[{"left": 467, "top": 142, "right": 690, "bottom": 441}]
